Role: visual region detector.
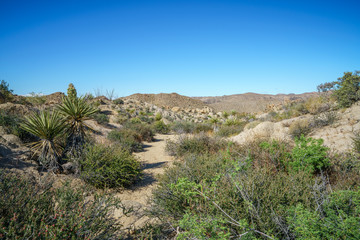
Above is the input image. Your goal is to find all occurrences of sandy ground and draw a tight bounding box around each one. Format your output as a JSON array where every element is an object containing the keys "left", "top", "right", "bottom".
[{"left": 114, "top": 134, "right": 176, "bottom": 231}]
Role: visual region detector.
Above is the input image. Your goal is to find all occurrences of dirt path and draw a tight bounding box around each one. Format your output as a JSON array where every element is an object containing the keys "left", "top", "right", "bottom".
[{"left": 114, "top": 134, "right": 176, "bottom": 231}]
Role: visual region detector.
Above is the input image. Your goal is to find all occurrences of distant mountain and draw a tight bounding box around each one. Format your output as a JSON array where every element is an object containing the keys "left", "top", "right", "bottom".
[
  {"left": 194, "top": 92, "right": 318, "bottom": 113},
  {"left": 125, "top": 93, "right": 209, "bottom": 110}
]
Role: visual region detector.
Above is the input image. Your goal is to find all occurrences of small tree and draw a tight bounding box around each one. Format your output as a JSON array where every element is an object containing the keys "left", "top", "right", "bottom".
[
  {"left": 0, "top": 80, "right": 13, "bottom": 102},
  {"left": 67, "top": 83, "right": 77, "bottom": 101},
  {"left": 333, "top": 71, "right": 360, "bottom": 107}
]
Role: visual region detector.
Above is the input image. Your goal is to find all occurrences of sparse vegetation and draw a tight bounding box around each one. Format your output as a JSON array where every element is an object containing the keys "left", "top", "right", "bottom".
[
  {"left": 0, "top": 170, "right": 123, "bottom": 239},
  {"left": 92, "top": 112, "right": 109, "bottom": 125}
]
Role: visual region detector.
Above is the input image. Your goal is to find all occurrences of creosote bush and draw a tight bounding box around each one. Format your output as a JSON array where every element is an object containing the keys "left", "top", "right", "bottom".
[
  {"left": 80, "top": 144, "right": 141, "bottom": 189},
  {"left": 289, "top": 119, "right": 311, "bottom": 139},
  {"left": 166, "top": 134, "right": 227, "bottom": 157},
  {"left": 0, "top": 170, "right": 123, "bottom": 239},
  {"left": 0, "top": 110, "right": 35, "bottom": 143},
  {"left": 150, "top": 133, "right": 358, "bottom": 239},
  {"left": 92, "top": 112, "right": 109, "bottom": 125},
  {"left": 153, "top": 120, "right": 170, "bottom": 134}
]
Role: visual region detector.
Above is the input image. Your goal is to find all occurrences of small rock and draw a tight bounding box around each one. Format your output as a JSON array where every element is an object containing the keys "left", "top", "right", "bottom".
[{"left": 62, "top": 162, "right": 77, "bottom": 174}]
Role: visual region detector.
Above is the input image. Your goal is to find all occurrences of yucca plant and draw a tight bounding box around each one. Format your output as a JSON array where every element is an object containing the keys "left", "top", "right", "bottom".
[
  {"left": 57, "top": 96, "right": 97, "bottom": 156},
  {"left": 21, "top": 110, "right": 65, "bottom": 170}
]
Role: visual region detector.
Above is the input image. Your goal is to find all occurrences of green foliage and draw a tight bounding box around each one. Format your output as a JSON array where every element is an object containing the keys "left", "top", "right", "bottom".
[
  {"left": 92, "top": 112, "right": 109, "bottom": 125},
  {"left": 171, "top": 121, "right": 196, "bottom": 134},
  {"left": 289, "top": 119, "right": 311, "bottom": 139},
  {"left": 166, "top": 134, "right": 227, "bottom": 157},
  {"left": 155, "top": 112, "right": 162, "bottom": 121},
  {"left": 108, "top": 129, "right": 143, "bottom": 152},
  {"left": 0, "top": 110, "right": 35, "bottom": 142},
  {"left": 311, "top": 111, "right": 338, "bottom": 128},
  {"left": 80, "top": 144, "right": 141, "bottom": 189},
  {"left": 0, "top": 170, "right": 123, "bottom": 239},
  {"left": 352, "top": 131, "right": 360, "bottom": 154},
  {"left": 215, "top": 125, "right": 244, "bottom": 137},
  {"left": 222, "top": 111, "right": 229, "bottom": 119},
  {"left": 333, "top": 71, "right": 360, "bottom": 107},
  {"left": 21, "top": 111, "right": 65, "bottom": 170},
  {"left": 113, "top": 98, "right": 124, "bottom": 105},
  {"left": 24, "top": 92, "right": 46, "bottom": 106},
  {"left": 171, "top": 121, "right": 212, "bottom": 134},
  {"left": 58, "top": 96, "right": 97, "bottom": 156},
  {"left": 290, "top": 135, "right": 330, "bottom": 174},
  {"left": 288, "top": 189, "right": 360, "bottom": 239},
  {"left": 67, "top": 83, "right": 77, "bottom": 101},
  {"left": 153, "top": 120, "right": 170, "bottom": 134},
  {"left": 129, "top": 117, "right": 142, "bottom": 124},
  {"left": 0, "top": 80, "right": 13, "bottom": 102},
  {"left": 152, "top": 140, "right": 315, "bottom": 239},
  {"left": 177, "top": 212, "right": 231, "bottom": 239},
  {"left": 124, "top": 122, "right": 154, "bottom": 142}
]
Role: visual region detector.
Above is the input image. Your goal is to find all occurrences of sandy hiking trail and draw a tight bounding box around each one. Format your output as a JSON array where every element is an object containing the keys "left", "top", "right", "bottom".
[{"left": 114, "top": 134, "right": 176, "bottom": 231}]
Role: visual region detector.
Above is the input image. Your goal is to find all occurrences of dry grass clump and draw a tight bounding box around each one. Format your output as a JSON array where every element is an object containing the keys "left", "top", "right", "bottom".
[{"left": 289, "top": 119, "right": 311, "bottom": 138}]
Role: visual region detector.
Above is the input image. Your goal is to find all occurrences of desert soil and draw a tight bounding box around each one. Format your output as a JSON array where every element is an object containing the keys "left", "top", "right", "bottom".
[{"left": 113, "top": 134, "right": 176, "bottom": 232}]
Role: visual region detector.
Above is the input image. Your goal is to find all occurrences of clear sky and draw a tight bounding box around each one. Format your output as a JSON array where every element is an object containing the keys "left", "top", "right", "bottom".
[{"left": 0, "top": 0, "right": 359, "bottom": 97}]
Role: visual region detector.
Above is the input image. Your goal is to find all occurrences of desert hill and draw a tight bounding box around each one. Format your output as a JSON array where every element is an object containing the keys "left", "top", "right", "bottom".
[
  {"left": 125, "top": 93, "right": 209, "bottom": 110},
  {"left": 194, "top": 92, "right": 318, "bottom": 113}
]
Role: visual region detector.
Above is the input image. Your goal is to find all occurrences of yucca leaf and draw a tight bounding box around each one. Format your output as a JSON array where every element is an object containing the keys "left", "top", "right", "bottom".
[{"left": 21, "top": 110, "right": 65, "bottom": 170}]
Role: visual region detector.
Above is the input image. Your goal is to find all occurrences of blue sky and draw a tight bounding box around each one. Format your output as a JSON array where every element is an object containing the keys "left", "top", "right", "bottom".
[{"left": 0, "top": 0, "right": 359, "bottom": 97}]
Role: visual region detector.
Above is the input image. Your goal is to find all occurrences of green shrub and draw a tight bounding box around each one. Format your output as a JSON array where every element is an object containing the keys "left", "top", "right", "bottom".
[
  {"left": 193, "top": 123, "right": 212, "bottom": 133},
  {"left": 289, "top": 119, "right": 311, "bottom": 139},
  {"left": 80, "top": 144, "right": 141, "bottom": 189},
  {"left": 287, "top": 189, "right": 360, "bottom": 239},
  {"left": 108, "top": 129, "right": 143, "bottom": 152},
  {"left": 155, "top": 113, "right": 162, "bottom": 121},
  {"left": 0, "top": 170, "right": 123, "bottom": 239},
  {"left": 24, "top": 92, "right": 46, "bottom": 106},
  {"left": 311, "top": 111, "right": 338, "bottom": 128},
  {"left": 113, "top": 98, "right": 124, "bottom": 105},
  {"left": 124, "top": 122, "right": 154, "bottom": 142},
  {"left": 129, "top": 117, "right": 142, "bottom": 124},
  {"left": 0, "top": 80, "right": 13, "bottom": 102},
  {"left": 171, "top": 121, "right": 196, "bottom": 134},
  {"left": 92, "top": 112, "right": 109, "bottom": 125},
  {"left": 165, "top": 134, "right": 227, "bottom": 157},
  {"left": 153, "top": 120, "right": 170, "bottom": 134},
  {"left": 0, "top": 110, "right": 35, "bottom": 142},
  {"left": 150, "top": 134, "right": 359, "bottom": 239},
  {"left": 333, "top": 71, "right": 360, "bottom": 108},
  {"left": 352, "top": 131, "right": 360, "bottom": 154},
  {"left": 139, "top": 115, "right": 153, "bottom": 124},
  {"left": 289, "top": 135, "right": 330, "bottom": 174},
  {"left": 151, "top": 146, "right": 315, "bottom": 239},
  {"left": 216, "top": 124, "right": 244, "bottom": 137}
]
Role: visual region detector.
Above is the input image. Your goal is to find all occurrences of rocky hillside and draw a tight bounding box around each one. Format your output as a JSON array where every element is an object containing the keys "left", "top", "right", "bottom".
[
  {"left": 231, "top": 101, "right": 360, "bottom": 153},
  {"left": 126, "top": 93, "right": 209, "bottom": 110},
  {"left": 195, "top": 92, "right": 318, "bottom": 113}
]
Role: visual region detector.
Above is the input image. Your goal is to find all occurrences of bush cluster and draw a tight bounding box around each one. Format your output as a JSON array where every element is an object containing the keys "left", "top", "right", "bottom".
[
  {"left": 165, "top": 134, "right": 227, "bottom": 157},
  {"left": 92, "top": 112, "right": 109, "bottom": 125},
  {"left": 80, "top": 144, "right": 141, "bottom": 189},
  {"left": 0, "top": 170, "right": 123, "bottom": 239},
  {"left": 0, "top": 110, "right": 37, "bottom": 143},
  {"left": 150, "top": 134, "right": 359, "bottom": 238}
]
